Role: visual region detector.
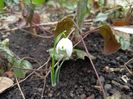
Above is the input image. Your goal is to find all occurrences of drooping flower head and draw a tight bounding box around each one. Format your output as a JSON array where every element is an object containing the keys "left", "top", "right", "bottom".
[{"left": 56, "top": 38, "right": 73, "bottom": 57}]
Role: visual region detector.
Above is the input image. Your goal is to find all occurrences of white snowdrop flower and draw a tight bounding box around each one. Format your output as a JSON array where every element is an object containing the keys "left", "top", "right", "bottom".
[{"left": 56, "top": 38, "right": 73, "bottom": 57}]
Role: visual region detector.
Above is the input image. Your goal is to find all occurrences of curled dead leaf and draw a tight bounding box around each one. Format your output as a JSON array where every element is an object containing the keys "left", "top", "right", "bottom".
[
  {"left": 53, "top": 16, "right": 74, "bottom": 36},
  {"left": 99, "top": 24, "right": 121, "bottom": 55}
]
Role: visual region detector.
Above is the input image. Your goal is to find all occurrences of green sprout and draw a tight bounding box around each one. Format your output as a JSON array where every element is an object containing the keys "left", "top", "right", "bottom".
[{"left": 51, "top": 31, "right": 73, "bottom": 87}]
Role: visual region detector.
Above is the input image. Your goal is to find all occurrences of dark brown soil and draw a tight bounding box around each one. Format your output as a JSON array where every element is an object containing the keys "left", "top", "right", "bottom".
[{"left": 0, "top": 30, "right": 133, "bottom": 99}]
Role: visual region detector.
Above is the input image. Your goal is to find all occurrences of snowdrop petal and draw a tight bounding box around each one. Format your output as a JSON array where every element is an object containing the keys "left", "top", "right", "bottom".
[
  {"left": 64, "top": 39, "right": 73, "bottom": 57},
  {"left": 56, "top": 38, "right": 73, "bottom": 57}
]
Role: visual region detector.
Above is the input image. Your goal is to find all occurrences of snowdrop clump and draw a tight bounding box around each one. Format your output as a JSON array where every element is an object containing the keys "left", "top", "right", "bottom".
[{"left": 56, "top": 38, "right": 73, "bottom": 58}]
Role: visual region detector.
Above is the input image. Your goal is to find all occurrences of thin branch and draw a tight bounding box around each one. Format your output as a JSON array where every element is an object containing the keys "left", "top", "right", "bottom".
[
  {"left": 81, "top": 38, "right": 106, "bottom": 99},
  {"left": 19, "top": 28, "right": 53, "bottom": 39},
  {"left": 15, "top": 75, "right": 25, "bottom": 99},
  {"left": 73, "top": 28, "right": 98, "bottom": 47},
  {"left": 1, "top": 21, "right": 58, "bottom": 33},
  {"left": 40, "top": 59, "right": 50, "bottom": 99},
  {"left": 41, "top": 77, "right": 46, "bottom": 99},
  {"left": 73, "top": 20, "right": 106, "bottom": 99},
  {"left": 124, "top": 58, "right": 133, "bottom": 75},
  {"left": 13, "top": 57, "right": 51, "bottom": 87}
]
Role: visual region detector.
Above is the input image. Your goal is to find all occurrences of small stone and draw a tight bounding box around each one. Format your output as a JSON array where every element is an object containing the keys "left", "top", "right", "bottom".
[
  {"left": 48, "top": 92, "right": 53, "bottom": 97},
  {"left": 121, "top": 75, "right": 129, "bottom": 83},
  {"left": 116, "top": 57, "right": 120, "bottom": 60},
  {"left": 105, "top": 84, "right": 112, "bottom": 90},
  {"left": 74, "top": 85, "right": 78, "bottom": 88},
  {"left": 70, "top": 91, "right": 74, "bottom": 97}
]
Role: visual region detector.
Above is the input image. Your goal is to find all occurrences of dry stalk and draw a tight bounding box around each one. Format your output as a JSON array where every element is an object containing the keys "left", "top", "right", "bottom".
[
  {"left": 73, "top": 20, "right": 107, "bottom": 99},
  {"left": 15, "top": 75, "right": 25, "bottom": 99},
  {"left": 124, "top": 58, "right": 133, "bottom": 75}
]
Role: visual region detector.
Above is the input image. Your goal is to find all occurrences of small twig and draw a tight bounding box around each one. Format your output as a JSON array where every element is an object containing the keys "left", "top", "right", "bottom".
[
  {"left": 124, "top": 58, "right": 133, "bottom": 75},
  {"left": 15, "top": 75, "right": 25, "bottom": 99},
  {"left": 12, "top": 56, "right": 44, "bottom": 72},
  {"left": 12, "top": 66, "right": 46, "bottom": 72},
  {"left": 19, "top": 28, "right": 53, "bottom": 39},
  {"left": 21, "top": 56, "right": 41, "bottom": 66},
  {"left": 73, "top": 20, "right": 106, "bottom": 99},
  {"left": 41, "top": 77, "right": 46, "bottom": 99},
  {"left": 125, "top": 58, "right": 133, "bottom": 66},
  {"left": 82, "top": 38, "right": 106, "bottom": 99},
  {"left": 67, "top": 28, "right": 75, "bottom": 38},
  {"left": 1, "top": 21, "right": 58, "bottom": 33},
  {"left": 41, "top": 61, "right": 49, "bottom": 99},
  {"left": 73, "top": 28, "right": 98, "bottom": 47}
]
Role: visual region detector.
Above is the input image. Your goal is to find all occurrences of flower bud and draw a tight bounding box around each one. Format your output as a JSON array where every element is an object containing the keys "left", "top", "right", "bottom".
[{"left": 56, "top": 38, "right": 73, "bottom": 57}]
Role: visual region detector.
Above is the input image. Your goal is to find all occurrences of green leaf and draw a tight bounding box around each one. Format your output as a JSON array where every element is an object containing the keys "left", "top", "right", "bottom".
[
  {"left": 72, "top": 49, "right": 95, "bottom": 60},
  {"left": 32, "top": 0, "right": 45, "bottom": 5},
  {"left": 119, "top": 37, "right": 130, "bottom": 50},
  {"left": 20, "top": 60, "right": 32, "bottom": 70},
  {"left": 112, "top": 26, "right": 131, "bottom": 50},
  {"left": 0, "top": 39, "right": 32, "bottom": 78},
  {"left": 54, "top": 64, "right": 61, "bottom": 85},
  {"left": 0, "top": 0, "right": 4, "bottom": 11},
  {"left": 13, "top": 60, "right": 25, "bottom": 78},
  {"left": 94, "top": 12, "right": 109, "bottom": 23},
  {"left": 72, "top": 49, "right": 87, "bottom": 60},
  {"left": 114, "top": 30, "right": 130, "bottom": 50},
  {"left": 54, "top": 32, "right": 64, "bottom": 46},
  {"left": 1, "top": 38, "right": 9, "bottom": 47},
  {"left": 48, "top": 48, "right": 63, "bottom": 60},
  {"left": 76, "top": 0, "right": 89, "bottom": 28},
  {"left": 48, "top": 48, "right": 95, "bottom": 60},
  {"left": 13, "top": 59, "right": 32, "bottom": 78}
]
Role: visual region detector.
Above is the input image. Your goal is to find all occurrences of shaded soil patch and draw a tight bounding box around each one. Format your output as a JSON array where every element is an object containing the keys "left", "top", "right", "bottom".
[{"left": 0, "top": 31, "right": 133, "bottom": 99}]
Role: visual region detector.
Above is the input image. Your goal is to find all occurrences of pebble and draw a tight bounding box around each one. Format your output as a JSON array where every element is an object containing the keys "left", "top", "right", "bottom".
[
  {"left": 74, "top": 85, "right": 78, "bottom": 89},
  {"left": 48, "top": 92, "right": 53, "bottom": 97},
  {"left": 70, "top": 91, "right": 74, "bottom": 97},
  {"left": 104, "top": 84, "right": 112, "bottom": 91}
]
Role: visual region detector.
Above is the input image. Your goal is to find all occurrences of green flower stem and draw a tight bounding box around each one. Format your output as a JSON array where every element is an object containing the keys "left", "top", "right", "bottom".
[
  {"left": 51, "top": 43, "right": 56, "bottom": 87},
  {"left": 55, "top": 59, "right": 65, "bottom": 84},
  {"left": 51, "top": 31, "right": 66, "bottom": 87}
]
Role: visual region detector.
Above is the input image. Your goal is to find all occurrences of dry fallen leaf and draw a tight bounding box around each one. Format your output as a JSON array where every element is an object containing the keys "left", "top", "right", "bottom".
[
  {"left": 53, "top": 16, "right": 74, "bottom": 36},
  {"left": 99, "top": 24, "right": 121, "bottom": 55},
  {"left": 112, "top": 20, "right": 127, "bottom": 26},
  {"left": 0, "top": 77, "right": 14, "bottom": 93},
  {"left": 113, "top": 26, "right": 133, "bottom": 34}
]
